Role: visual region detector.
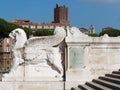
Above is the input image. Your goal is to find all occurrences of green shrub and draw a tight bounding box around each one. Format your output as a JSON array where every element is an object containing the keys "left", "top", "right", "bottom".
[
  {"left": 88, "top": 33, "right": 99, "bottom": 37},
  {"left": 0, "top": 18, "right": 32, "bottom": 38},
  {"left": 33, "top": 29, "right": 54, "bottom": 36},
  {"left": 99, "top": 29, "right": 120, "bottom": 37}
]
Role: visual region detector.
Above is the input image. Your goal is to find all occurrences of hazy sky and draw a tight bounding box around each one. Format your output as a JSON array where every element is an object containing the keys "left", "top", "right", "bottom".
[{"left": 0, "top": 0, "right": 120, "bottom": 33}]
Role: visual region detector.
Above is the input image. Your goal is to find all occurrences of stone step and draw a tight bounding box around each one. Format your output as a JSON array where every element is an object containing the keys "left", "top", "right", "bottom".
[
  {"left": 71, "top": 87, "right": 81, "bottom": 90},
  {"left": 78, "top": 84, "right": 94, "bottom": 90},
  {"left": 105, "top": 74, "right": 120, "bottom": 79},
  {"left": 92, "top": 79, "right": 120, "bottom": 89},
  {"left": 71, "top": 69, "right": 120, "bottom": 90},
  {"left": 85, "top": 82, "right": 112, "bottom": 90},
  {"left": 99, "top": 76, "right": 120, "bottom": 85},
  {"left": 112, "top": 71, "right": 120, "bottom": 75}
]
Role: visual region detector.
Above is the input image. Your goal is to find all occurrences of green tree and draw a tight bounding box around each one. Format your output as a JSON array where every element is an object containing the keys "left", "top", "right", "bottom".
[
  {"left": 33, "top": 29, "right": 54, "bottom": 36},
  {"left": 99, "top": 29, "right": 120, "bottom": 37},
  {"left": 23, "top": 27, "right": 32, "bottom": 39},
  {"left": 88, "top": 33, "right": 99, "bottom": 37},
  {"left": 0, "top": 18, "right": 32, "bottom": 38},
  {"left": 0, "top": 18, "right": 10, "bottom": 38}
]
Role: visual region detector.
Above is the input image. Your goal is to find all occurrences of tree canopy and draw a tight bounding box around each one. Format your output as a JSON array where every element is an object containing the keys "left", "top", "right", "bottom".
[
  {"left": 0, "top": 18, "right": 32, "bottom": 38},
  {"left": 33, "top": 29, "right": 54, "bottom": 36},
  {"left": 1, "top": 18, "right": 120, "bottom": 38},
  {"left": 88, "top": 33, "right": 99, "bottom": 37},
  {"left": 99, "top": 29, "right": 120, "bottom": 37}
]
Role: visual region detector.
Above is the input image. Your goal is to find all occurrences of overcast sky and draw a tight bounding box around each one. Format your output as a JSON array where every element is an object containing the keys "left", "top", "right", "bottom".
[{"left": 0, "top": 0, "right": 120, "bottom": 33}]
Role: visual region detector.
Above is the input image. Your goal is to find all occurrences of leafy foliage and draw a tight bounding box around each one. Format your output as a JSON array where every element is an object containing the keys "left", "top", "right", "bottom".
[
  {"left": 88, "top": 33, "right": 99, "bottom": 37},
  {"left": 0, "top": 18, "right": 32, "bottom": 38},
  {"left": 22, "top": 27, "right": 32, "bottom": 39},
  {"left": 0, "top": 18, "right": 10, "bottom": 38},
  {"left": 99, "top": 29, "right": 120, "bottom": 37},
  {"left": 33, "top": 29, "right": 54, "bottom": 36}
]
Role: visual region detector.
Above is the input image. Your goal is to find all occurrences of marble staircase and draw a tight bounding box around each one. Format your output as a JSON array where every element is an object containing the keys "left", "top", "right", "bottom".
[{"left": 71, "top": 69, "right": 120, "bottom": 90}]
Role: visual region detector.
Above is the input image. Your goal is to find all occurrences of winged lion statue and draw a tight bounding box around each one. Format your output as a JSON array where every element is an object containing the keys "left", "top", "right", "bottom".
[{"left": 4, "top": 27, "right": 66, "bottom": 80}]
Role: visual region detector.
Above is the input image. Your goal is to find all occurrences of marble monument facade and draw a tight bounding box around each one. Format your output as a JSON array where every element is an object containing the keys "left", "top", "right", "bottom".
[{"left": 1, "top": 27, "right": 120, "bottom": 90}]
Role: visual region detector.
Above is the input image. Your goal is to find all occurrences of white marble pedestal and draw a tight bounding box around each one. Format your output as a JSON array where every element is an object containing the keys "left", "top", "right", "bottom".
[{"left": 0, "top": 81, "right": 64, "bottom": 90}]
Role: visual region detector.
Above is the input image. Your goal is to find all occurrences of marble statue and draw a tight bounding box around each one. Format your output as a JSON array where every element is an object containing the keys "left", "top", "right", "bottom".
[
  {"left": 66, "top": 27, "right": 90, "bottom": 42},
  {"left": 9, "top": 28, "right": 27, "bottom": 75},
  {"left": 2, "top": 27, "right": 66, "bottom": 81}
]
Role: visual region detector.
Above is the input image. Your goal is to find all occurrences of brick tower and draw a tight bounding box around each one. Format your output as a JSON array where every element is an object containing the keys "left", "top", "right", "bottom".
[{"left": 53, "top": 4, "right": 70, "bottom": 25}]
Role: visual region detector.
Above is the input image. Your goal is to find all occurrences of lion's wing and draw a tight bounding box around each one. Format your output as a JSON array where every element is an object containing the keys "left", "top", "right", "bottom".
[{"left": 23, "top": 27, "right": 66, "bottom": 63}]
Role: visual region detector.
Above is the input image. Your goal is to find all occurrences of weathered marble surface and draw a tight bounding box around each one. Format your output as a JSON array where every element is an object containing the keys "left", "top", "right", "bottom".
[
  {"left": 2, "top": 27, "right": 66, "bottom": 81},
  {"left": 69, "top": 46, "right": 86, "bottom": 69},
  {"left": 0, "top": 82, "right": 64, "bottom": 90},
  {"left": 2, "top": 26, "right": 120, "bottom": 90},
  {"left": 65, "top": 27, "right": 120, "bottom": 90}
]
